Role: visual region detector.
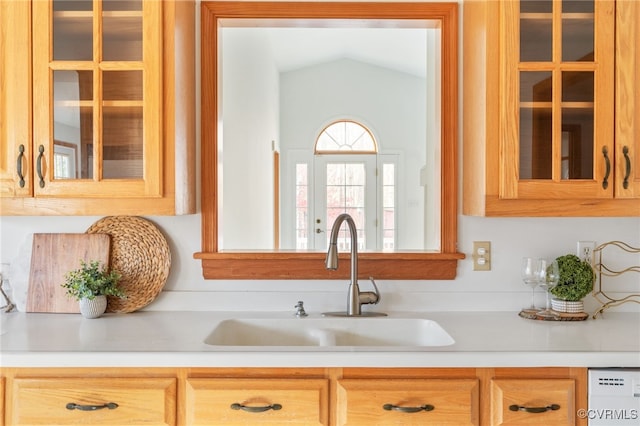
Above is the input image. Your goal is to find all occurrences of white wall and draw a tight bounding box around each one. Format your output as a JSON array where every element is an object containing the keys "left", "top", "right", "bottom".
[
  {"left": 220, "top": 28, "right": 279, "bottom": 249},
  {"left": 1, "top": 0, "right": 638, "bottom": 315}
]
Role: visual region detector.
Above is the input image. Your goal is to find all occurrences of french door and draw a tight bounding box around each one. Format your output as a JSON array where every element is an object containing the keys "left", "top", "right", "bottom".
[{"left": 312, "top": 155, "right": 377, "bottom": 251}]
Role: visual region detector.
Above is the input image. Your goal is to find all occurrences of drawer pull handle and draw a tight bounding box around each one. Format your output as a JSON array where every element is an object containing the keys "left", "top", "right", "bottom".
[
  {"left": 16, "top": 144, "right": 25, "bottom": 188},
  {"left": 623, "top": 146, "right": 631, "bottom": 189},
  {"left": 382, "top": 403, "right": 435, "bottom": 413},
  {"left": 230, "top": 403, "right": 282, "bottom": 413},
  {"left": 509, "top": 403, "right": 560, "bottom": 413},
  {"left": 36, "top": 145, "right": 45, "bottom": 188},
  {"left": 66, "top": 402, "right": 119, "bottom": 411},
  {"left": 602, "top": 146, "right": 610, "bottom": 190}
]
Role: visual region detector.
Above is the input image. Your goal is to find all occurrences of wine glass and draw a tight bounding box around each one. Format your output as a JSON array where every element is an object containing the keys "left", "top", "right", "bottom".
[
  {"left": 521, "top": 257, "right": 541, "bottom": 313},
  {"left": 537, "top": 259, "right": 560, "bottom": 318}
]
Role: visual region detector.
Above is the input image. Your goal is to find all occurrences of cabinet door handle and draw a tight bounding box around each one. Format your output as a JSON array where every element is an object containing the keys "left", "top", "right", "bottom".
[
  {"left": 382, "top": 403, "right": 435, "bottom": 413},
  {"left": 623, "top": 146, "right": 631, "bottom": 189},
  {"left": 230, "top": 402, "right": 282, "bottom": 413},
  {"left": 16, "top": 144, "right": 26, "bottom": 188},
  {"left": 36, "top": 144, "right": 45, "bottom": 188},
  {"left": 509, "top": 403, "right": 560, "bottom": 413},
  {"left": 66, "top": 402, "right": 119, "bottom": 411},
  {"left": 602, "top": 146, "right": 610, "bottom": 190}
]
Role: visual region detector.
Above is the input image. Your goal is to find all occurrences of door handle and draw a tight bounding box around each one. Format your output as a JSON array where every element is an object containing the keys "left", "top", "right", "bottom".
[
  {"left": 16, "top": 144, "right": 26, "bottom": 188},
  {"left": 623, "top": 146, "right": 631, "bottom": 190},
  {"left": 36, "top": 145, "right": 45, "bottom": 188}
]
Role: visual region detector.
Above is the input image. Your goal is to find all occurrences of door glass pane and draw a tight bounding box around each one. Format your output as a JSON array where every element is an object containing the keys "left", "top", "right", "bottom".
[
  {"left": 53, "top": 70, "right": 93, "bottom": 180},
  {"left": 102, "top": 71, "right": 143, "bottom": 179},
  {"left": 562, "top": 0, "right": 594, "bottom": 61},
  {"left": 326, "top": 163, "right": 366, "bottom": 250},
  {"left": 295, "top": 164, "right": 309, "bottom": 249},
  {"left": 103, "top": 0, "right": 143, "bottom": 61},
  {"left": 561, "top": 71, "right": 594, "bottom": 179},
  {"left": 53, "top": 0, "right": 93, "bottom": 60},
  {"left": 382, "top": 163, "right": 395, "bottom": 250},
  {"left": 520, "top": 0, "right": 553, "bottom": 62}
]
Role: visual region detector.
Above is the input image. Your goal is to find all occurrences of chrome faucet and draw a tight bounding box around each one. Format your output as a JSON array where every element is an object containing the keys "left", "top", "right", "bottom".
[{"left": 324, "top": 213, "right": 385, "bottom": 316}]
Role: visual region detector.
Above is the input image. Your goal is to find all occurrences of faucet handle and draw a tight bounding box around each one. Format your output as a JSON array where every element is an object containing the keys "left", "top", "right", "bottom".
[
  {"left": 294, "top": 300, "right": 308, "bottom": 317},
  {"left": 369, "top": 277, "right": 380, "bottom": 297},
  {"left": 358, "top": 277, "right": 381, "bottom": 305}
]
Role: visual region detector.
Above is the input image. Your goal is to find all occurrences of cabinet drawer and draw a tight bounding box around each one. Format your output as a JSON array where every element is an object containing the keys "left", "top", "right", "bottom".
[
  {"left": 336, "top": 378, "right": 479, "bottom": 426},
  {"left": 8, "top": 377, "right": 176, "bottom": 425},
  {"left": 185, "top": 378, "right": 329, "bottom": 425},
  {"left": 491, "top": 379, "right": 576, "bottom": 426}
]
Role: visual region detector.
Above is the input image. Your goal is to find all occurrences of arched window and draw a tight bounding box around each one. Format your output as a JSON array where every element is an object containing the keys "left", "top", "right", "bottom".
[{"left": 314, "top": 120, "right": 377, "bottom": 154}]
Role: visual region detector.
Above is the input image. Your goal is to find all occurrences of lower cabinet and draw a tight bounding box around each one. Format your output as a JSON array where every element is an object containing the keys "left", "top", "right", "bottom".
[
  {"left": 185, "top": 378, "right": 329, "bottom": 425},
  {"left": 491, "top": 379, "right": 576, "bottom": 426},
  {"left": 1, "top": 367, "right": 587, "bottom": 426},
  {"left": 336, "top": 378, "right": 479, "bottom": 425},
  {"left": 7, "top": 377, "right": 176, "bottom": 426}
]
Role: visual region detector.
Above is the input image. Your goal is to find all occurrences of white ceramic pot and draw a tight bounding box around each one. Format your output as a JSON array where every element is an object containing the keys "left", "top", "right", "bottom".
[
  {"left": 551, "top": 298, "right": 584, "bottom": 313},
  {"left": 79, "top": 295, "right": 107, "bottom": 319}
]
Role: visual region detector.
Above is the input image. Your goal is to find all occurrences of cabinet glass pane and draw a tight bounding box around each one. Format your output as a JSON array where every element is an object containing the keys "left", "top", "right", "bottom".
[
  {"left": 103, "top": 0, "right": 142, "bottom": 12},
  {"left": 521, "top": 71, "right": 552, "bottom": 102},
  {"left": 561, "top": 71, "right": 594, "bottom": 180},
  {"left": 562, "top": 0, "right": 594, "bottom": 62},
  {"left": 102, "top": 70, "right": 143, "bottom": 179},
  {"left": 562, "top": 71, "right": 594, "bottom": 102},
  {"left": 103, "top": 70, "right": 142, "bottom": 101},
  {"left": 520, "top": 71, "right": 553, "bottom": 179},
  {"left": 53, "top": 70, "right": 93, "bottom": 180},
  {"left": 520, "top": 107, "right": 552, "bottom": 179},
  {"left": 102, "top": 0, "right": 143, "bottom": 61},
  {"left": 102, "top": 108, "right": 143, "bottom": 178},
  {"left": 520, "top": 0, "right": 553, "bottom": 62},
  {"left": 53, "top": 0, "right": 93, "bottom": 61}
]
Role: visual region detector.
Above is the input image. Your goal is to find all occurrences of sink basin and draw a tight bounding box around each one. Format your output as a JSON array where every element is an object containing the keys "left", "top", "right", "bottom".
[{"left": 204, "top": 317, "right": 454, "bottom": 347}]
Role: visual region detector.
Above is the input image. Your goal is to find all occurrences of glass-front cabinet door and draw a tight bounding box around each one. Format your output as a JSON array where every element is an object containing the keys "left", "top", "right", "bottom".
[
  {"left": 500, "top": 0, "right": 614, "bottom": 199},
  {"left": 32, "top": 0, "right": 162, "bottom": 197}
]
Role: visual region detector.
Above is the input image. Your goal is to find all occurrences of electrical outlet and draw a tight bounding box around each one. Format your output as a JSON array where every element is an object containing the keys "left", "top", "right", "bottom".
[
  {"left": 472, "top": 241, "right": 491, "bottom": 271},
  {"left": 577, "top": 241, "right": 596, "bottom": 265}
]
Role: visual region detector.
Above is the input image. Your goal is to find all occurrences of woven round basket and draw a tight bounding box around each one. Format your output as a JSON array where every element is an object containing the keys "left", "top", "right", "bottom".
[{"left": 86, "top": 216, "right": 171, "bottom": 313}]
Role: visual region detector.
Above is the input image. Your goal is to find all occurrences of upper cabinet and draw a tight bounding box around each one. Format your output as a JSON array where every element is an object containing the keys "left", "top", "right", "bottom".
[
  {"left": 463, "top": 0, "right": 639, "bottom": 216},
  {"left": 0, "top": 0, "right": 195, "bottom": 215}
]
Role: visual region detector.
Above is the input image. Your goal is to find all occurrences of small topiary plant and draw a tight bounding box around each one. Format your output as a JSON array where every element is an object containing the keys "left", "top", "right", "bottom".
[
  {"left": 62, "top": 260, "right": 125, "bottom": 301},
  {"left": 549, "top": 254, "right": 595, "bottom": 301}
]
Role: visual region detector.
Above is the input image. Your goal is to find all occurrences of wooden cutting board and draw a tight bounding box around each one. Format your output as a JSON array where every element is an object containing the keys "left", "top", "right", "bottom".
[{"left": 26, "top": 233, "right": 111, "bottom": 313}]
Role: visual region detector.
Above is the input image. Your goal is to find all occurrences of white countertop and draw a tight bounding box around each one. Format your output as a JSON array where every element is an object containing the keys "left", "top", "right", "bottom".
[{"left": 1, "top": 311, "right": 639, "bottom": 368}]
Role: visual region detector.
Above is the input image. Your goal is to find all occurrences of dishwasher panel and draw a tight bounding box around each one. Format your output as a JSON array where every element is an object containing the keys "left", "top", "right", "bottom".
[{"left": 588, "top": 369, "right": 640, "bottom": 425}]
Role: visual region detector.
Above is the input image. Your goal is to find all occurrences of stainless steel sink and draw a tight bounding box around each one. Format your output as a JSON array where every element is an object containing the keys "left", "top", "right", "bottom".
[{"left": 204, "top": 317, "right": 454, "bottom": 347}]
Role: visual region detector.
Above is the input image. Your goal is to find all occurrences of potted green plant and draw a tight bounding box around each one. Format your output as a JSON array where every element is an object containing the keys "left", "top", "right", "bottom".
[
  {"left": 549, "top": 254, "right": 595, "bottom": 313},
  {"left": 62, "top": 260, "right": 125, "bottom": 318}
]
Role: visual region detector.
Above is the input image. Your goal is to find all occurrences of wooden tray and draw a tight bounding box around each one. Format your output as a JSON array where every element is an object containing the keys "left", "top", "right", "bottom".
[{"left": 518, "top": 310, "right": 589, "bottom": 321}]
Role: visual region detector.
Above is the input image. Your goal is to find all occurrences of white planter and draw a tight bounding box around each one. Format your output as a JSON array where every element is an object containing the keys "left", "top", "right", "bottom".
[
  {"left": 551, "top": 298, "right": 584, "bottom": 313},
  {"left": 79, "top": 295, "right": 107, "bottom": 319}
]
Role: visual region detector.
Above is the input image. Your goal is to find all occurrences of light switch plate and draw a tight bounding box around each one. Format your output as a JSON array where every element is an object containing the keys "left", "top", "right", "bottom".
[{"left": 473, "top": 241, "right": 491, "bottom": 271}]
